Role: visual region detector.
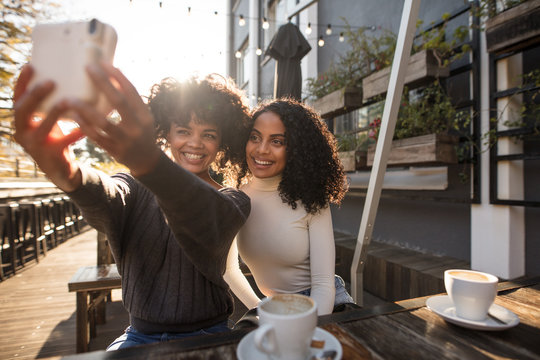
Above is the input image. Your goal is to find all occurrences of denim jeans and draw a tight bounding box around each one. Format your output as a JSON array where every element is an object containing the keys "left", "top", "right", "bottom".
[
  {"left": 106, "top": 320, "right": 230, "bottom": 351},
  {"left": 297, "top": 275, "right": 355, "bottom": 306}
]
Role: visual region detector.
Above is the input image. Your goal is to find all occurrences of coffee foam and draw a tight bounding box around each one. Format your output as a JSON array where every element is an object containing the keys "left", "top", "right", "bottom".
[
  {"left": 262, "top": 295, "right": 314, "bottom": 315},
  {"left": 448, "top": 270, "right": 490, "bottom": 282}
]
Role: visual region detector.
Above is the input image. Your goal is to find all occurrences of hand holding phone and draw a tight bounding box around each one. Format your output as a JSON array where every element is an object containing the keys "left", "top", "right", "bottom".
[{"left": 29, "top": 18, "right": 117, "bottom": 116}]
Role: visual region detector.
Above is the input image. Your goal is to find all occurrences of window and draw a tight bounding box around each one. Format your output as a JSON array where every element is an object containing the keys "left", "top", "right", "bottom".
[{"left": 236, "top": 40, "right": 249, "bottom": 88}]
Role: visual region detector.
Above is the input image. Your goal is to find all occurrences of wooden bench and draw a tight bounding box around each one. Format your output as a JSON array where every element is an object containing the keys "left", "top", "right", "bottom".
[{"left": 68, "top": 264, "right": 121, "bottom": 353}]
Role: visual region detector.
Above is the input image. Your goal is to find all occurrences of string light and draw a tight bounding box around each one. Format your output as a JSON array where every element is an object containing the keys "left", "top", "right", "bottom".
[
  {"left": 239, "top": 14, "right": 245, "bottom": 26},
  {"left": 159, "top": 1, "right": 162, "bottom": 8},
  {"left": 262, "top": 17, "right": 269, "bottom": 30},
  {"left": 187, "top": 6, "right": 191, "bottom": 15},
  {"left": 326, "top": 24, "right": 332, "bottom": 35},
  {"left": 318, "top": 36, "right": 325, "bottom": 47},
  {"left": 256, "top": 48, "right": 262, "bottom": 56},
  {"left": 305, "top": 22, "right": 312, "bottom": 35},
  {"left": 235, "top": 51, "right": 242, "bottom": 59},
  {"left": 339, "top": 32, "right": 345, "bottom": 42}
]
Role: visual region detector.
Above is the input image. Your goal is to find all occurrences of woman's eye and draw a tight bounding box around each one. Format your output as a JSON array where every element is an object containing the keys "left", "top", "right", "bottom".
[
  {"left": 272, "top": 139, "right": 284, "bottom": 146},
  {"left": 249, "top": 134, "right": 260, "bottom": 142},
  {"left": 204, "top": 133, "right": 217, "bottom": 140},
  {"left": 176, "top": 129, "right": 189, "bottom": 135}
]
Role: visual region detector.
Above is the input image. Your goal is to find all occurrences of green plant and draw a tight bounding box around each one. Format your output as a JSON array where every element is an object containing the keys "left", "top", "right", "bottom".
[
  {"left": 335, "top": 132, "right": 373, "bottom": 152},
  {"left": 414, "top": 13, "right": 470, "bottom": 68},
  {"left": 367, "top": 81, "right": 470, "bottom": 141},
  {"left": 306, "top": 21, "right": 397, "bottom": 100}
]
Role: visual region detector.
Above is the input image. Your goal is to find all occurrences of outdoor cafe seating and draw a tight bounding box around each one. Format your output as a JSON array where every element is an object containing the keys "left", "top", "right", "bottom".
[{"left": 0, "top": 196, "right": 84, "bottom": 281}]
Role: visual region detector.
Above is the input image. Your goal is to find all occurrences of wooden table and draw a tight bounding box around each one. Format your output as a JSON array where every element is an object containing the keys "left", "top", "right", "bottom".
[
  {"left": 68, "top": 264, "right": 122, "bottom": 353},
  {"left": 62, "top": 277, "right": 540, "bottom": 360}
]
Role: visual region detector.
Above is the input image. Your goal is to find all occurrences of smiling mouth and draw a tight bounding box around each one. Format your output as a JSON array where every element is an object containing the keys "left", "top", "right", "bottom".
[
  {"left": 184, "top": 152, "right": 204, "bottom": 160},
  {"left": 254, "top": 158, "right": 273, "bottom": 166}
]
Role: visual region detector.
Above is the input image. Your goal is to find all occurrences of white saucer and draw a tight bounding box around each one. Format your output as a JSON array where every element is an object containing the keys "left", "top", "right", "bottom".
[
  {"left": 236, "top": 327, "right": 343, "bottom": 360},
  {"left": 426, "top": 295, "right": 519, "bottom": 331}
]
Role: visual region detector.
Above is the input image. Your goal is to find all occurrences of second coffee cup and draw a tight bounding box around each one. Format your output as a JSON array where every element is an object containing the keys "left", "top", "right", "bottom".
[
  {"left": 254, "top": 294, "right": 317, "bottom": 360},
  {"left": 444, "top": 269, "right": 498, "bottom": 321}
]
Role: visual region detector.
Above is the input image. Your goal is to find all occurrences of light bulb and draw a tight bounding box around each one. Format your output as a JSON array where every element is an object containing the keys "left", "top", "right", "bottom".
[
  {"left": 262, "top": 17, "right": 269, "bottom": 30},
  {"left": 326, "top": 24, "right": 332, "bottom": 35},
  {"left": 339, "top": 32, "right": 344, "bottom": 42},
  {"left": 256, "top": 48, "right": 262, "bottom": 56},
  {"left": 318, "top": 36, "right": 325, "bottom": 47},
  {"left": 305, "top": 23, "right": 312, "bottom": 35},
  {"left": 235, "top": 51, "right": 242, "bottom": 59},
  {"left": 239, "top": 15, "right": 245, "bottom": 26}
]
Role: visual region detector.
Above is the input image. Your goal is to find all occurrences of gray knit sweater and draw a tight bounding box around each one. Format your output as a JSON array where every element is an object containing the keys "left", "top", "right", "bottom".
[{"left": 68, "top": 152, "right": 250, "bottom": 333}]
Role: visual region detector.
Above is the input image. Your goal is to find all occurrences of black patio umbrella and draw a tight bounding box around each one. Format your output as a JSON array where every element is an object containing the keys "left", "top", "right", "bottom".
[{"left": 266, "top": 22, "right": 311, "bottom": 101}]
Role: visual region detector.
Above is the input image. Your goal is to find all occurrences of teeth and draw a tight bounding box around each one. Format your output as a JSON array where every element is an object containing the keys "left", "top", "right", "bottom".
[
  {"left": 184, "top": 153, "right": 204, "bottom": 160},
  {"left": 255, "top": 159, "right": 272, "bottom": 165}
]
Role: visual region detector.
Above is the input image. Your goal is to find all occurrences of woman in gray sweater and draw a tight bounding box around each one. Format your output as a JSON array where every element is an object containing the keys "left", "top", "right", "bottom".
[{"left": 13, "top": 64, "right": 250, "bottom": 349}]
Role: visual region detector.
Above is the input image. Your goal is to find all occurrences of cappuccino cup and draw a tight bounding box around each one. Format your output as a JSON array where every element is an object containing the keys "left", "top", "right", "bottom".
[
  {"left": 444, "top": 269, "right": 498, "bottom": 321},
  {"left": 254, "top": 294, "right": 317, "bottom": 360}
]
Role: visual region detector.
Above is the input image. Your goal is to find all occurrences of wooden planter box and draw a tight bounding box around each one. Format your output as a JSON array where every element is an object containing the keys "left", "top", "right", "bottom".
[
  {"left": 362, "top": 49, "right": 450, "bottom": 101},
  {"left": 485, "top": 0, "right": 540, "bottom": 54},
  {"left": 312, "top": 87, "right": 363, "bottom": 119},
  {"left": 338, "top": 150, "right": 367, "bottom": 172},
  {"left": 367, "top": 133, "right": 458, "bottom": 167},
  {"left": 338, "top": 151, "right": 356, "bottom": 172}
]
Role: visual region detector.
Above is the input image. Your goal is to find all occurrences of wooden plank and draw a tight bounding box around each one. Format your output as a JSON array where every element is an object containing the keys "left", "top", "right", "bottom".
[
  {"left": 367, "top": 133, "right": 459, "bottom": 166},
  {"left": 485, "top": 0, "right": 540, "bottom": 54},
  {"left": 362, "top": 49, "right": 450, "bottom": 101},
  {"left": 311, "top": 87, "right": 363, "bottom": 119},
  {"left": 68, "top": 264, "right": 121, "bottom": 292}
]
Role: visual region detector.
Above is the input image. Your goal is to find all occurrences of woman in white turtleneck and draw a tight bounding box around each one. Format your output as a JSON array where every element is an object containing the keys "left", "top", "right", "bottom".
[{"left": 224, "top": 98, "right": 352, "bottom": 316}]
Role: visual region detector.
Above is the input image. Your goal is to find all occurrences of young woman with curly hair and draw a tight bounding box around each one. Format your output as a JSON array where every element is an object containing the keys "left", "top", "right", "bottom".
[
  {"left": 13, "top": 64, "right": 251, "bottom": 349},
  {"left": 225, "top": 98, "right": 352, "bottom": 316}
]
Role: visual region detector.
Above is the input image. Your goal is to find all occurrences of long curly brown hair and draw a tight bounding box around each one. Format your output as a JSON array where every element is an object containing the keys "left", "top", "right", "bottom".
[
  {"left": 147, "top": 74, "right": 250, "bottom": 181},
  {"left": 237, "top": 98, "right": 348, "bottom": 214}
]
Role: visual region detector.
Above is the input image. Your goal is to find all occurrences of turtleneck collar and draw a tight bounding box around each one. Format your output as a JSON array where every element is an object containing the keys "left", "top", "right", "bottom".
[{"left": 249, "top": 174, "right": 282, "bottom": 191}]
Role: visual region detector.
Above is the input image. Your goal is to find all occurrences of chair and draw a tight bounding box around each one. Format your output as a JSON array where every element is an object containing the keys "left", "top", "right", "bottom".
[
  {"left": 19, "top": 200, "right": 47, "bottom": 260},
  {"left": 0, "top": 204, "right": 15, "bottom": 280},
  {"left": 11, "top": 202, "right": 39, "bottom": 267},
  {"left": 39, "top": 198, "right": 58, "bottom": 249}
]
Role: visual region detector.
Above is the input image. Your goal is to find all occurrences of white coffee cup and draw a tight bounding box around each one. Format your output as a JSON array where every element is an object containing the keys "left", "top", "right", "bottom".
[
  {"left": 254, "top": 294, "right": 317, "bottom": 360},
  {"left": 444, "top": 269, "right": 498, "bottom": 321}
]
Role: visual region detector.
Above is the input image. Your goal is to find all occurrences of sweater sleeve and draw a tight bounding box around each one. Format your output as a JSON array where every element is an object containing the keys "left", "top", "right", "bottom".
[
  {"left": 136, "top": 151, "right": 251, "bottom": 285},
  {"left": 308, "top": 206, "right": 336, "bottom": 315},
  {"left": 66, "top": 165, "right": 135, "bottom": 261},
  {"left": 224, "top": 238, "right": 261, "bottom": 309}
]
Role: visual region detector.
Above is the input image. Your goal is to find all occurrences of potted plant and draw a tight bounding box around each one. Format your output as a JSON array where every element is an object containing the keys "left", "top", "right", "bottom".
[
  {"left": 483, "top": 0, "right": 540, "bottom": 54},
  {"left": 366, "top": 81, "right": 464, "bottom": 166},
  {"left": 362, "top": 13, "right": 470, "bottom": 101},
  {"left": 335, "top": 132, "right": 372, "bottom": 171},
  {"left": 308, "top": 24, "right": 396, "bottom": 118}
]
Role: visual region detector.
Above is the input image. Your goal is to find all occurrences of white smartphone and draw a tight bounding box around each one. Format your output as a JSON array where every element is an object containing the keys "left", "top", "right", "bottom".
[{"left": 29, "top": 19, "right": 118, "bottom": 115}]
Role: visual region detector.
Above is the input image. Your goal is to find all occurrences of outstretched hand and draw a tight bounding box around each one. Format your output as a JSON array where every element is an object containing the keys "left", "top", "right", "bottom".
[
  {"left": 65, "top": 63, "right": 161, "bottom": 177},
  {"left": 13, "top": 65, "right": 84, "bottom": 192}
]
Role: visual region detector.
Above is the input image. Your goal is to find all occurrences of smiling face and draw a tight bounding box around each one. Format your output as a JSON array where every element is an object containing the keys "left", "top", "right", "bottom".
[
  {"left": 167, "top": 115, "right": 221, "bottom": 181},
  {"left": 245, "top": 111, "right": 287, "bottom": 179}
]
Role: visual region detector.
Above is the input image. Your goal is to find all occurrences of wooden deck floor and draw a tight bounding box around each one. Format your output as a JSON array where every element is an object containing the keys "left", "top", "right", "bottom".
[{"left": 0, "top": 228, "right": 129, "bottom": 360}]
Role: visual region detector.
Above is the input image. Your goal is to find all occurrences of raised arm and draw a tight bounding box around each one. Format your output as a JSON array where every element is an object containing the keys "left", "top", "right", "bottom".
[{"left": 65, "top": 63, "right": 250, "bottom": 284}]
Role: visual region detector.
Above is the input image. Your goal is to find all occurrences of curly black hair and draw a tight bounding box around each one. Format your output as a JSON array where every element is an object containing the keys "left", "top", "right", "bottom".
[
  {"left": 146, "top": 74, "right": 250, "bottom": 180},
  {"left": 237, "top": 98, "right": 348, "bottom": 214}
]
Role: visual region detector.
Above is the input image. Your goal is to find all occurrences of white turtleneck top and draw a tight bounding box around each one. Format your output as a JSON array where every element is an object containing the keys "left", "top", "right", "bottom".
[{"left": 224, "top": 175, "right": 336, "bottom": 315}]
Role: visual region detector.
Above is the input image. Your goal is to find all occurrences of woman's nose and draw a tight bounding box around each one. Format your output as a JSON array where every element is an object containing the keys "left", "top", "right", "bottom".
[
  {"left": 187, "top": 135, "right": 203, "bottom": 147},
  {"left": 256, "top": 140, "right": 270, "bottom": 153}
]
